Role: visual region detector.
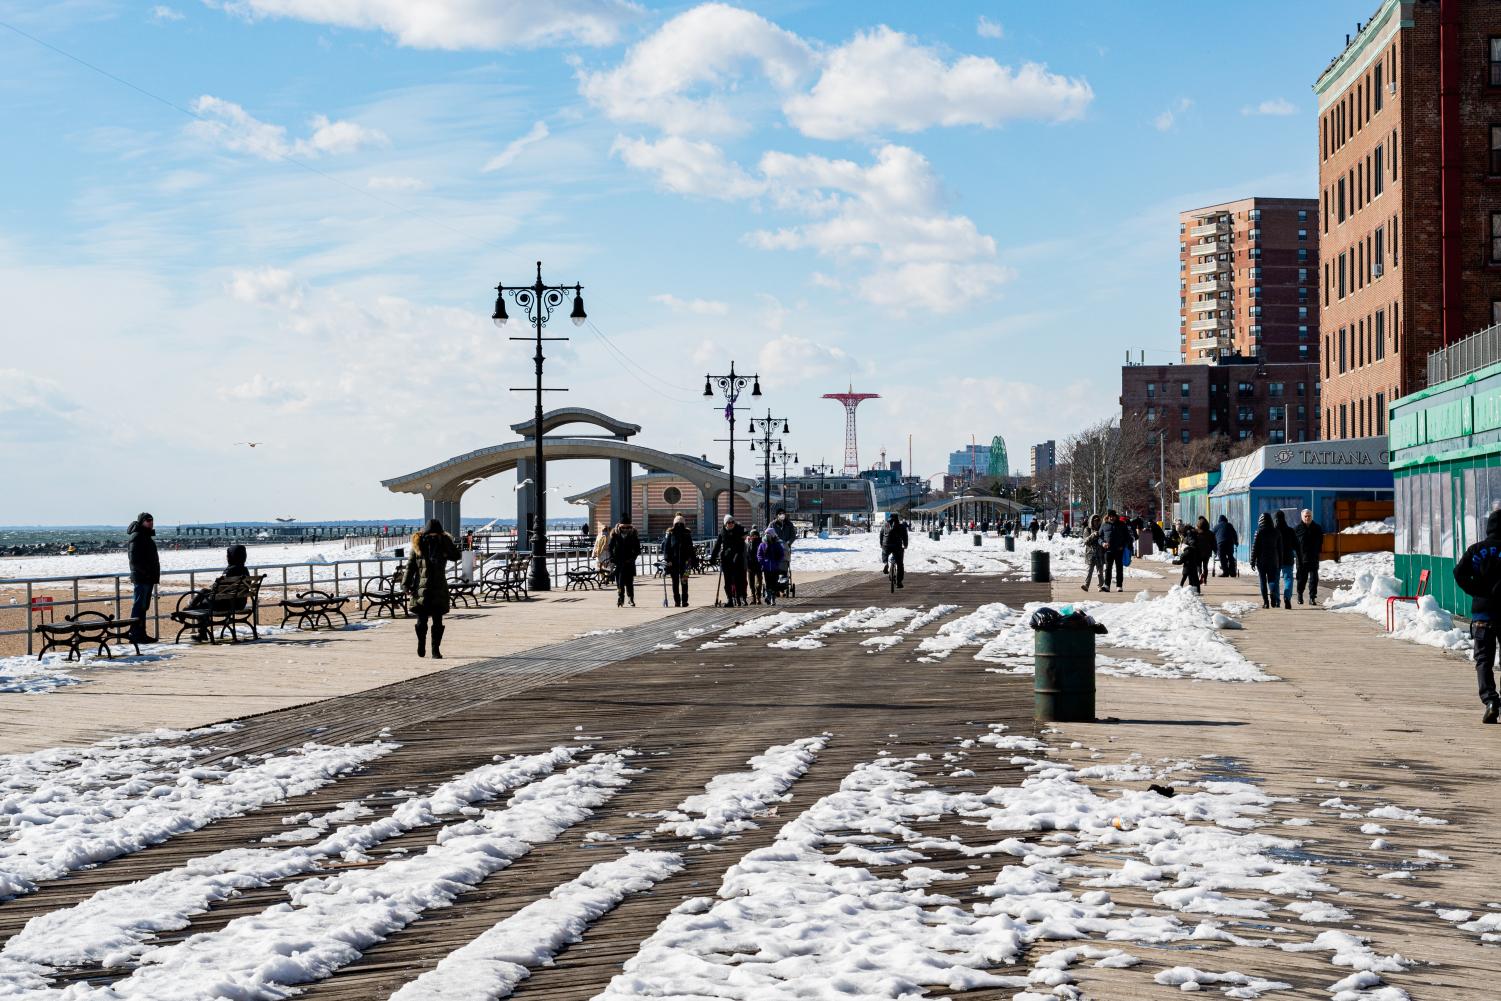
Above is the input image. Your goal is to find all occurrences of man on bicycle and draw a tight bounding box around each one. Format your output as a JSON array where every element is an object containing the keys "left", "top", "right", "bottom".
[{"left": 880, "top": 513, "right": 909, "bottom": 589}]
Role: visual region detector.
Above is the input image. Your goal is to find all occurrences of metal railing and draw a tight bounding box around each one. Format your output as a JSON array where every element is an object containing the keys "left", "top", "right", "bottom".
[{"left": 1428, "top": 322, "right": 1501, "bottom": 387}]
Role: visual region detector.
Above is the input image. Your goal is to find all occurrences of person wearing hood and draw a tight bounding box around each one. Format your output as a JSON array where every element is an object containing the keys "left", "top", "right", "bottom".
[
  {"left": 1294, "top": 509, "right": 1325, "bottom": 605},
  {"left": 607, "top": 513, "right": 642, "bottom": 607},
  {"left": 1098, "top": 510, "right": 1131, "bottom": 592},
  {"left": 661, "top": 513, "right": 695, "bottom": 607},
  {"left": 745, "top": 528, "right": 765, "bottom": 604},
  {"left": 125, "top": 512, "right": 160, "bottom": 643},
  {"left": 757, "top": 528, "right": 786, "bottom": 604},
  {"left": 1194, "top": 516, "right": 1215, "bottom": 586},
  {"left": 1212, "top": 514, "right": 1239, "bottom": 577},
  {"left": 1454, "top": 507, "right": 1501, "bottom": 724},
  {"left": 879, "top": 513, "right": 909, "bottom": 588},
  {"left": 185, "top": 544, "right": 250, "bottom": 640},
  {"left": 710, "top": 515, "right": 748, "bottom": 606},
  {"left": 1249, "top": 512, "right": 1286, "bottom": 609},
  {"left": 403, "top": 519, "right": 460, "bottom": 658},
  {"left": 1273, "top": 510, "right": 1298, "bottom": 609}
]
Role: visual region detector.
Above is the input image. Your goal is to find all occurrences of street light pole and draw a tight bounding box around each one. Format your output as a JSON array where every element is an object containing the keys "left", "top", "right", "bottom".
[
  {"left": 492, "top": 260, "right": 587, "bottom": 592},
  {"left": 704, "top": 362, "right": 761, "bottom": 530},
  {"left": 808, "top": 461, "right": 835, "bottom": 532},
  {"left": 748, "top": 409, "right": 790, "bottom": 528}
]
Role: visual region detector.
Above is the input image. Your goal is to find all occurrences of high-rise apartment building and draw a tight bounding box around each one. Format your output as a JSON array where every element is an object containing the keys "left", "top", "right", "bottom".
[
  {"left": 1030, "top": 441, "right": 1057, "bottom": 477},
  {"left": 1121, "top": 357, "right": 1322, "bottom": 446},
  {"left": 1315, "top": 0, "right": 1501, "bottom": 439},
  {"left": 1180, "top": 197, "right": 1320, "bottom": 365}
]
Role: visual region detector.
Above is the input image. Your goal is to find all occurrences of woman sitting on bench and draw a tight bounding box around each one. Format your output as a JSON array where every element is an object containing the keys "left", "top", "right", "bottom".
[{"left": 186, "top": 545, "right": 249, "bottom": 640}]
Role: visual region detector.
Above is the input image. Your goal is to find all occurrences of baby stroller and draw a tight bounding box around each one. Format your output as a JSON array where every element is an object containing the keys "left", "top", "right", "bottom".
[{"left": 775, "top": 541, "right": 795, "bottom": 599}]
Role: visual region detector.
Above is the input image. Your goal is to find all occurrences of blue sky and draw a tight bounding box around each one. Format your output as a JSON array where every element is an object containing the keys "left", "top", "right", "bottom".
[{"left": 0, "top": 0, "right": 1371, "bottom": 524}]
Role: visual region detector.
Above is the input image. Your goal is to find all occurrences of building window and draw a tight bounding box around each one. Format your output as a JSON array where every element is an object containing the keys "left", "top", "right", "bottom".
[
  {"left": 1299, "top": 286, "right": 1310, "bottom": 303},
  {"left": 1181, "top": 405, "right": 1190, "bottom": 422},
  {"left": 1392, "top": 215, "right": 1398, "bottom": 265},
  {"left": 1251, "top": 247, "right": 1263, "bottom": 259},
  {"left": 1299, "top": 344, "right": 1309, "bottom": 360},
  {"left": 1299, "top": 267, "right": 1309, "bottom": 283},
  {"left": 1237, "top": 406, "right": 1255, "bottom": 424},
  {"left": 1392, "top": 128, "right": 1398, "bottom": 181},
  {"left": 1374, "top": 145, "right": 1384, "bottom": 194},
  {"left": 1492, "top": 212, "right": 1501, "bottom": 264},
  {"left": 1376, "top": 310, "right": 1386, "bottom": 361},
  {"left": 1491, "top": 37, "right": 1501, "bottom": 86},
  {"left": 1237, "top": 382, "right": 1254, "bottom": 398},
  {"left": 1338, "top": 253, "right": 1347, "bottom": 298},
  {"left": 1250, "top": 209, "right": 1261, "bottom": 221},
  {"left": 1250, "top": 305, "right": 1263, "bottom": 317},
  {"left": 1299, "top": 324, "right": 1309, "bottom": 340},
  {"left": 1298, "top": 208, "right": 1308, "bottom": 222},
  {"left": 1145, "top": 381, "right": 1155, "bottom": 399},
  {"left": 1298, "top": 247, "right": 1309, "bottom": 262},
  {"left": 1337, "top": 178, "right": 1346, "bottom": 222},
  {"left": 1340, "top": 404, "right": 1348, "bottom": 438},
  {"left": 1493, "top": 300, "right": 1501, "bottom": 326},
  {"left": 1298, "top": 305, "right": 1309, "bottom": 320},
  {"left": 1180, "top": 381, "right": 1190, "bottom": 398},
  {"left": 1252, "top": 286, "right": 1263, "bottom": 299},
  {"left": 1339, "top": 327, "right": 1347, "bottom": 373},
  {"left": 1298, "top": 228, "right": 1308, "bottom": 241},
  {"left": 1181, "top": 430, "right": 1191, "bottom": 444},
  {"left": 1375, "top": 65, "right": 1383, "bottom": 111},
  {"left": 1269, "top": 429, "right": 1285, "bottom": 445},
  {"left": 1376, "top": 392, "right": 1386, "bottom": 435}
]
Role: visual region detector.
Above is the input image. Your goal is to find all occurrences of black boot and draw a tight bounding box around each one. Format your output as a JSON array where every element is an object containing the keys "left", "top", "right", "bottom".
[
  {"left": 415, "top": 621, "right": 427, "bottom": 658},
  {"left": 431, "top": 623, "right": 444, "bottom": 660}
]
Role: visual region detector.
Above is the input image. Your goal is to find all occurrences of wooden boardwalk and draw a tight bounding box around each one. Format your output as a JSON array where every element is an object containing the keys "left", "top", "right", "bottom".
[{"left": 0, "top": 572, "right": 1050, "bottom": 999}]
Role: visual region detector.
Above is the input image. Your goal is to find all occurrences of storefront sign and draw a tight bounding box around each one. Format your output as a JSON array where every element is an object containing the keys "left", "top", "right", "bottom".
[{"left": 1268, "top": 438, "right": 1390, "bottom": 470}]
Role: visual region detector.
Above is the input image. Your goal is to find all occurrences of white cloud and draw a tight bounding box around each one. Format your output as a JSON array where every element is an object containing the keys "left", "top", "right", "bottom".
[
  {"left": 976, "top": 15, "right": 1003, "bottom": 39},
  {"left": 1153, "top": 97, "right": 1192, "bottom": 132},
  {"left": 0, "top": 370, "right": 82, "bottom": 443},
  {"left": 612, "top": 135, "right": 764, "bottom": 198},
  {"left": 756, "top": 334, "right": 851, "bottom": 384},
  {"left": 151, "top": 5, "right": 184, "bottom": 21},
  {"left": 226, "top": 266, "right": 303, "bottom": 308},
  {"left": 220, "top": 373, "right": 307, "bottom": 410},
  {"left": 366, "top": 174, "right": 429, "bottom": 192},
  {"left": 579, "top": 3, "right": 816, "bottom": 135},
  {"left": 482, "top": 121, "right": 549, "bottom": 172},
  {"left": 1242, "top": 97, "right": 1297, "bottom": 116},
  {"left": 581, "top": 6, "right": 1089, "bottom": 140},
  {"left": 189, "top": 96, "right": 388, "bottom": 160},
  {"left": 651, "top": 293, "right": 730, "bottom": 315},
  {"left": 209, "top": 0, "right": 642, "bottom": 49}
]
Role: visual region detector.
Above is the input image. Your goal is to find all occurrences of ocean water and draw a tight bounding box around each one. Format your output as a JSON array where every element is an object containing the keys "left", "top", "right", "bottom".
[{"left": 0, "top": 519, "right": 544, "bottom": 556}]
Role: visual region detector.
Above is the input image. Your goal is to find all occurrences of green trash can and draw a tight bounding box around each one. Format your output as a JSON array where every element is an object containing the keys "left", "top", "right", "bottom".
[
  {"left": 1031, "top": 550, "right": 1051, "bottom": 582},
  {"left": 1033, "top": 628, "right": 1096, "bottom": 722},
  {"left": 973, "top": 532, "right": 982, "bottom": 546},
  {"left": 1004, "top": 536, "right": 1015, "bottom": 552}
]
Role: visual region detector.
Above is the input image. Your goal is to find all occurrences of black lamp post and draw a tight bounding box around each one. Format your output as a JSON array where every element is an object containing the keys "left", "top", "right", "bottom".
[
  {"left": 492, "top": 261, "right": 586, "bottom": 592},
  {"left": 704, "top": 362, "right": 760, "bottom": 530},
  {"left": 748, "top": 409, "right": 790, "bottom": 529},
  {"left": 808, "top": 461, "right": 836, "bottom": 532}
]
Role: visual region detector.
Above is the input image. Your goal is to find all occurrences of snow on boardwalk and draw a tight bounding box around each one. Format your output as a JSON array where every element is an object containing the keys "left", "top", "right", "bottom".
[
  {"left": 3, "top": 753, "right": 637, "bottom": 1000},
  {"left": 388, "top": 852, "right": 683, "bottom": 1001},
  {"left": 1, "top": 748, "right": 577, "bottom": 969},
  {"left": 654, "top": 735, "right": 830, "bottom": 839},
  {"left": 0, "top": 740, "right": 393, "bottom": 900}
]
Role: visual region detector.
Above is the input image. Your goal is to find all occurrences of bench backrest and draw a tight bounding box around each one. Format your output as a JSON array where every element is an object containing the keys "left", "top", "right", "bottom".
[{"left": 1416, "top": 568, "right": 1430, "bottom": 596}]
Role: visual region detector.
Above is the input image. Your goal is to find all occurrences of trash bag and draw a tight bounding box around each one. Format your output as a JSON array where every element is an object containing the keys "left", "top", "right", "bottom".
[
  {"left": 1122, "top": 548, "right": 1133, "bottom": 567},
  {"left": 1029, "top": 607, "right": 1064, "bottom": 631}
]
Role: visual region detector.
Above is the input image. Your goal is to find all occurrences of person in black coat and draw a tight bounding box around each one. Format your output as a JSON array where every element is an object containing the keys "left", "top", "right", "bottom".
[
  {"left": 1273, "top": 510, "right": 1297, "bottom": 609},
  {"left": 1249, "top": 512, "right": 1286, "bottom": 608},
  {"left": 710, "top": 516, "right": 748, "bottom": 606},
  {"left": 607, "top": 513, "right": 642, "bottom": 607},
  {"left": 661, "top": 513, "right": 696, "bottom": 607},
  {"left": 880, "top": 514, "right": 909, "bottom": 588},
  {"left": 1212, "top": 515, "right": 1239, "bottom": 577},
  {"left": 125, "top": 512, "right": 160, "bottom": 643},
  {"left": 1194, "top": 516, "right": 1215, "bottom": 584},
  {"left": 1293, "top": 509, "right": 1325, "bottom": 605},
  {"left": 1178, "top": 525, "right": 1202, "bottom": 593},
  {"left": 404, "top": 519, "right": 460, "bottom": 657},
  {"left": 1098, "top": 510, "right": 1130, "bottom": 592},
  {"left": 1454, "top": 508, "right": 1501, "bottom": 724}
]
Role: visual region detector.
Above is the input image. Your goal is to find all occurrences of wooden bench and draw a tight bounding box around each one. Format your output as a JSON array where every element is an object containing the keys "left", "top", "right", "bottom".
[
  {"left": 169, "top": 575, "right": 264, "bottom": 644},
  {"left": 446, "top": 569, "right": 481, "bottom": 609},
  {"left": 278, "top": 589, "right": 350, "bottom": 630},
  {"left": 480, "top": 558, "right": 530, "bottom": 602},
  {"left": 35, "top": 612, "right": 142, "bottom": 661},
  {"left": 361, "top": 571, "right": 408, "bottom": 619}
]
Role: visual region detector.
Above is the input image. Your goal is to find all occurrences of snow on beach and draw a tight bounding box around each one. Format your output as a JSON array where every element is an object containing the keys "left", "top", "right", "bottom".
[
  {"left": 0, "top": 540, "right": 385, "bottom": 589},
  {"left": 787, "top": 529, "right": 1162, "bottom": 580}
]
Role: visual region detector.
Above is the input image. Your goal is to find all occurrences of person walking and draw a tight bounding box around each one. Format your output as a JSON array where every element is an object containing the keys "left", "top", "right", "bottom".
[
  {"left": 757, "top": 529, "right": 785, "bottom": 604},
  {"left": 592, "top": 522, "right": 610, "bottom": 578},
  {"left": 1294, "top": 509, "right": 1325, "bottom": 606},
  {"left": 1273, "top": 510, "right": 1298, "bottom": 610},
  {"left": 1453, "top": 507, "right": 1501, "bottom": 723},
  {"left": 1194, "top": 516, "right": 1215, "bottom": 588},
  {"left": 1178, "top": 523, "right": 1202, "bottom": 593},
  {"left": 126, "top": 512, "right": 160, "bottom": 644},
  {"left": 1081, "top": 514, "right": 1104, "bottom": 591},
  {"left": 880, "top": 513, "right": 909, "bottom": 588},
  {"left": 403, "top": 519, "right": 460, "bottom": 658},
  {"left": 607, "top": 514, "right": 641, "bottom": 607},
  {"left": 1212, "top": 514, "right": 1239, "bottom": 578},
  {"left": 1029, "top": 519, "right": 1040, "bottom": 542},
  {"left": 661, "top": 513, "right": 695, "bottom": 607},
  {"left": 1098, "top": 510, "right": 1129, "bottom": 592},
  {"left": 745, "top": 528, "right": 765, "bottom": 605},
  {"left": 1249, "top": 512, "right": 1286, "bottom": 609},
  {"left": 770, "top": 507, "right": 795, "bottom": 594},
  {"left": 711, "top": 515, "right": 748, "bottom": 606}
]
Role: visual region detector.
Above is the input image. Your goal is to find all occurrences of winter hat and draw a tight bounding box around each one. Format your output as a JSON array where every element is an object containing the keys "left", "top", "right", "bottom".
[
  {"left": 226, "top": 544, "right": 247, "bottom": 567},
  {"left": 672, "top": 513, "right": 685, "bottom": 526},
  {"left": 723, "top": 515, "right": 735, "bottom": 525},
  {"left": 619, "top": 512, "right": 632, "bottom": 524}
]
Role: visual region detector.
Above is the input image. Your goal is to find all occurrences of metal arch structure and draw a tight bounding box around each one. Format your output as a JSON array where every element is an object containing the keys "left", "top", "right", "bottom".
[
  {"left": 912, "top": 495, "right": 1030, "bottom": 516},
  {"left": 381, "top": 435, "right": 760, "bottom": 540},
  {"left": 987, "top": 436, "right": 1009, "bottom": 479},
  {"left": 822, "top": 386, "right": 880, "bottom": 476},
  {"left": 510, "top": 408, "right": 640, "bottom": 440}
]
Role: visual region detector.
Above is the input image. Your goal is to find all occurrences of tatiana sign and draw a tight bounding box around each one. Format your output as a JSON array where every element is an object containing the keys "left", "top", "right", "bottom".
[{"left": 1266, "top": 436, "right": 1389, "bottom": 470}]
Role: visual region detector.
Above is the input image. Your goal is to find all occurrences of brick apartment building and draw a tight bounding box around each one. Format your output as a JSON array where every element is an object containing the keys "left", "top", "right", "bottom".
[
  {"left": 1121, "top": 357, "right": 1322, "bottom": 446},
  {"left": 1180, "top": 197, "right": 1320, "bottom": 365},
  {"left": 1316, "top": 0, "right": 1501, "bottom": 439}
]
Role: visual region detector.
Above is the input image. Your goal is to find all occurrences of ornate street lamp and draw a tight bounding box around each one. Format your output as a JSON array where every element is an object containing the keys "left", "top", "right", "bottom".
[
  {"left": 492, "top": 261, "right": 586, "bottom": 591},
  {"left": 704, "top": 362, "right": 760, "bottom": 531},
  {"left": 748, "top": 410, "right": 790, "bottom": 528}
]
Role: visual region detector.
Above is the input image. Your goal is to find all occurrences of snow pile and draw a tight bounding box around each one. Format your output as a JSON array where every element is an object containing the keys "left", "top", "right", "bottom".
[
  {"left": 1320, "top": 550, "right": 1396, "bottom": 582},
  {"left": 0, "top": 638, "right": 178, "bottom": 695},
  {"left": 654, "top": 735, "right": 829, "bottom": 839},
  {"left": 1154, "top": 966, "right": 1292, "bottom": 996},
  {"left": 1325, "top": 571, "right": 1469, "bottom": 652},
  {"left": 1341, "top": 519, "right": 1395, "bottom": 535},
  {"left": 57, "top": 753, "right": 637, "bottom": 1000},
  {"left": 389, "top": 852, "right": 684, "bottom": 1001},
  {"left": 971, "top": 587, "right": 1277, "bottom": 683},
  {"left": 2, "top": 748, "right": 578, "bottom": 969},
  {"left": 718, "top": 609, "right": 838, "bottom": 639},
  {"left": 0, "top": 739, "right": 394, "bottom": 900},
  {"left": 916, "top": 603, "right": 1018, "bottom": 660}
]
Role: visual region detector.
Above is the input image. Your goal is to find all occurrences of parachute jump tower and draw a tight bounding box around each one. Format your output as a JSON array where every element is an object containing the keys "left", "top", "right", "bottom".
[{"left": 822, "top": 385, "right": 880, "bottom": 476}]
